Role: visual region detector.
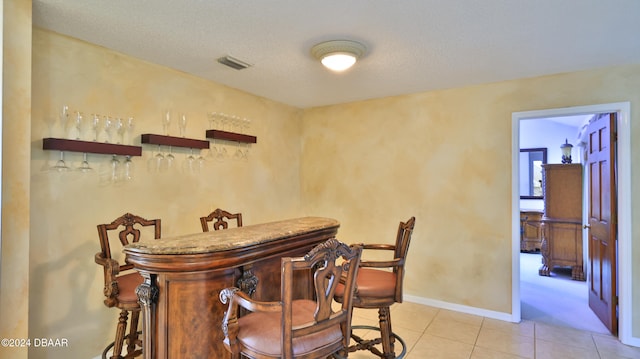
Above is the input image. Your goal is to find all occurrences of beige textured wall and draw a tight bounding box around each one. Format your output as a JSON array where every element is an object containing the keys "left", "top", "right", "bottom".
[
  {"left": 29, "top": 29, "right": 302, "bottom": 358},
  {"left": 0, "top": 1, "right": 31, "bottom": 359},
  {"left": 300, "top": 65, "right": 640, "bottom": 325}
]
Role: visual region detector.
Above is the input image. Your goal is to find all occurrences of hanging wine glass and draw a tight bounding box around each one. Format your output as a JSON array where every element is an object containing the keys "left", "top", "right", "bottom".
[
  {"left": 183, "top": 148, "right": 196, "bottom": 174},
  {"left": 241, "top": 117, "right": 251, "bottom": 160},
  {"left": 233, "top": 141, "right": 243, "bottom": 161},
  {"left": 153, "top": 145, "right": 164, "bottom": 173},
  {"left": 77, "top": 153, "right": 93, "bottom": 172},
  {"left": 206, "top": 140, "right": 218, "bottom": 161},
  {"left": 165, "top": 146, "right": 175, "bottom": 172},
  {"left": 50, "top": 151, "right": 69, "bottom": 172},
  {"left": 216, "top": 143, "right": 227, "bottom": 162},
  {"left": 242, "top": 143, "right": 250, "bottom": 161},
  {"left": 110, "top": 155, "right": 120, "bottom": 183},
  {"left": 197, "top": 149, "right": 206, "bottom": 171},
  {"left": 124, "top": 156, "right": 134, "bottom": 180}
]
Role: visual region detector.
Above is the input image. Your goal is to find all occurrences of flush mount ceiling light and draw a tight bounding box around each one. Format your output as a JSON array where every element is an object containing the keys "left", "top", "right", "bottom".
[{"left": 311, "top": 40, "right": 366, "bottom": 72}]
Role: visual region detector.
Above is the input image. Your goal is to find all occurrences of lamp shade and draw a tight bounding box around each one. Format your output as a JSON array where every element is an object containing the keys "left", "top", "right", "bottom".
[
  {"left": 561, "top": 139, "right": 573, "bottom": 164},
  {"left": 311, "top": 40, "right": 366, "bottom": 72}
]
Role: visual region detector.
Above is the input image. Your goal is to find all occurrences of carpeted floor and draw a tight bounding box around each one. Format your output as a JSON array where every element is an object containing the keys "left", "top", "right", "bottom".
[{"left": 520, "top": 252, "right": 610, "bottom": 334}]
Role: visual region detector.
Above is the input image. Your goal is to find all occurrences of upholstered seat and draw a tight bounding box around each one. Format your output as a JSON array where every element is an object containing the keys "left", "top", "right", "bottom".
[
  {"left": 220, "top": 238, "right": 362, "bottom": 359},
  {"left": 343, "top": 268, "right": 397, "bottom": 299},
  {"left": 95, "top": 212, "right": 161, "bottom": 359},
  {"left": 114, "top": 273, "right": 144, "bottom": 304},
  {"left": 236, "top": 299, "right": 343, "bottom": 357},
  {"left": 335, "top": 216, "right": 416, "bottom": 359}
]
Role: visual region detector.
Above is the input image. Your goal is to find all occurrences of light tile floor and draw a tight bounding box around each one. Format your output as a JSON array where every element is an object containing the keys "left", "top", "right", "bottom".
[{"left": 345, "top": 302, "right": 640, "bottom": 359}]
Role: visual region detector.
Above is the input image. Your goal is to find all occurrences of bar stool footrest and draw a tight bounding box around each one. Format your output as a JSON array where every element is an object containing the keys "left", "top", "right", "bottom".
[
  {"left": 101, "top": 331, "right": 143, "bottom": 359},
  {"left": 348, "top": 325, "right": 407, "bottom": 359}
]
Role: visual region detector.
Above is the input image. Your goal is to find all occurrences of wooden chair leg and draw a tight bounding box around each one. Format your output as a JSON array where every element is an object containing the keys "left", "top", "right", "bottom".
[
  {"left": 378, "top": 306, "right": 395, "bottom": 359},
  {"left": 112, "top": 309, "right": 129, "bottom": 359},
  {"left": 125, "top": 310, "right": 140, "bottom": 358}
]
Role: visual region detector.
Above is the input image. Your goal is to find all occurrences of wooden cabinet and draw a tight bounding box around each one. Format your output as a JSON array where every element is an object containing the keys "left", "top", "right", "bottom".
[
  {"left": 520, "top": 210, "right": 543, "bottom": 252},
  {"left": 539, "top": 164, "right": 584, "bottom": 280}
]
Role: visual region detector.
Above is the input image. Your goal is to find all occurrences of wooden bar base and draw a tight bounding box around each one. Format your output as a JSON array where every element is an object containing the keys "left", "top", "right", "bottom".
[{"left": 124, "top": 217, "right": 339, "bottom": 359}]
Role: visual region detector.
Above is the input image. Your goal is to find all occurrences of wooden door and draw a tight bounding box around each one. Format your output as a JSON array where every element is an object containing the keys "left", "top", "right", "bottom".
[{"left": 587, "top": 113, "right": 617, "bottom": 335}]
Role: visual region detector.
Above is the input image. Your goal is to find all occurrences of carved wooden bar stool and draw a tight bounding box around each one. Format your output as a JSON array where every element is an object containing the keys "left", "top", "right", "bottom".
[
  {"left": 335, "top": 217, "right": 416, "bottom": 359},
  {"left": 200, "top": 208, "right": 243, "bottom": 231},
  {"left": 95, "top": 213, "right": 161, "bottom": 359},
  {"left": 220, "top": 238, "right": 363, "bottom": 359}
]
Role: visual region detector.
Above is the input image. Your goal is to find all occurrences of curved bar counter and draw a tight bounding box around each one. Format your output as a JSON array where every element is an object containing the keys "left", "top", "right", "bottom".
[{"left": 124, "top": 217, "right": 340, "bottom": 359}]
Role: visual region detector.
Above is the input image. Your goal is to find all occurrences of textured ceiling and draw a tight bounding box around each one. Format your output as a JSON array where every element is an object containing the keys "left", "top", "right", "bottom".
[{"left": 33, "top": 0, "right": 640, "bottom": 109}]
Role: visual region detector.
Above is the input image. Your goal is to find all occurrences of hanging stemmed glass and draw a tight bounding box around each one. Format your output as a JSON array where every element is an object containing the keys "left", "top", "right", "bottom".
[
  {"left": 76, "top": 153, "right": 93, "bottom": 172},
  {"left": 50, "top": 151, "right": 69, "bottom": 172},
  {"left": 207, "top": 140, "right": 218, "bottom": 161},
  {"left": 183, "top": 148, "right": 196, "bottom": 174},
  {"left": 216, "top": 143, "right": 227, "bottom": 162},
  {"left": 197, "top": 149, "right": 206, "bottom": 171},
  {"left": 233, "top": 140, "right": 243, "bottom": 161},
  {"left": 124, "top": 156, "right": 134, "bottom": 181},
  {"left": 148, "top": 145, "right": 164, "bottom": 173},
  {"left": 110, "top": 155, "right": 120, "bottom": 183},
  {"left": 165, "top": 146, "right": 175, "bottom": 172},
  {"left": 242, "top": 117, "right": 251, "bottom": 159}
]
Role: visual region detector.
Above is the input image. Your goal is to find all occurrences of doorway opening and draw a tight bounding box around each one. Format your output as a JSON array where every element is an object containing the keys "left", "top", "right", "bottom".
[
  {"left": 518, "top": 113, "right": 609, "bottom": 334},
  {"left": 511, "top": 102, "right": 633, "bottom": 345}
]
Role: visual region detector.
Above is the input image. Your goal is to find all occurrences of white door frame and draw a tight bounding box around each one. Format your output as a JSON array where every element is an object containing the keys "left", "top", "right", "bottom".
[{"left": 512, "top": 102, "right": 636, "bottom": 346}]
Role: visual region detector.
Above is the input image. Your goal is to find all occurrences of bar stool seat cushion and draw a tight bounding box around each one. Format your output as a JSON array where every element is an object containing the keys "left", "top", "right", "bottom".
[
  {"left": 116, "top": 272, "right": 144, "bottom": 304},
  {"left": 237, "top": 299, "right": 343, "bottom": 357},
  {"left": 336, "top": 268, "right": 397, "bottom": 299}
]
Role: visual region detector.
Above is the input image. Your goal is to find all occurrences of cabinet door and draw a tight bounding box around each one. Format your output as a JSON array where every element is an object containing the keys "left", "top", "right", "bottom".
[{"left": 542, "top": 164, "right": 582, "bottom": 220}]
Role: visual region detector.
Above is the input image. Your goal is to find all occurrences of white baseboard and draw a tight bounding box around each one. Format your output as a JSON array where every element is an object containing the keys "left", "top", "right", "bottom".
[{"left": 403, "top": 294, "right": 517, "bottom": 323}]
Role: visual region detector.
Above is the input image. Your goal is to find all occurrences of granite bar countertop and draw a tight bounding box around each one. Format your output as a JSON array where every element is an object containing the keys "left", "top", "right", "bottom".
[{"left": 124, "top": 216, "right": 339, "bottom": 255}]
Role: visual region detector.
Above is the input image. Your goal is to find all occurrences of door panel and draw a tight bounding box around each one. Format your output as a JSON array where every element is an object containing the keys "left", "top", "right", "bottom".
[{"left": 587, "top": 113, "right": 617, "bottom": 335}]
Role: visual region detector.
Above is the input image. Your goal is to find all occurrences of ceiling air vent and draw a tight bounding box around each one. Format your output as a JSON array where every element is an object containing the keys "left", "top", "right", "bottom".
[{"left": 217, "top": 55, "right": 252, "bottom": 70}]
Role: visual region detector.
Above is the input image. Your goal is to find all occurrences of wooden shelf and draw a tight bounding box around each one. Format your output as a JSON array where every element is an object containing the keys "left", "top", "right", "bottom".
[
  {"left": 206, "top": 130, "right": 257, "bottom": 144},
  {"left": 140, "top": 134, "right": 210, "bottom": 149},
  {"left": 43, "top": 138, "right": 142, "bottom": 156}
]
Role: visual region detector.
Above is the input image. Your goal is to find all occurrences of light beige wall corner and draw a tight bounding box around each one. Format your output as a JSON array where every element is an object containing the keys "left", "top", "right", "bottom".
[
  {"left": 30, "top": 29, "right": 302, "bottom": 358},
  {"left": 300, "top": 64, "right": 640, "bottom": 326},
  {"left": 0, "top": 1, "right": 31, "bottom": 359}
]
